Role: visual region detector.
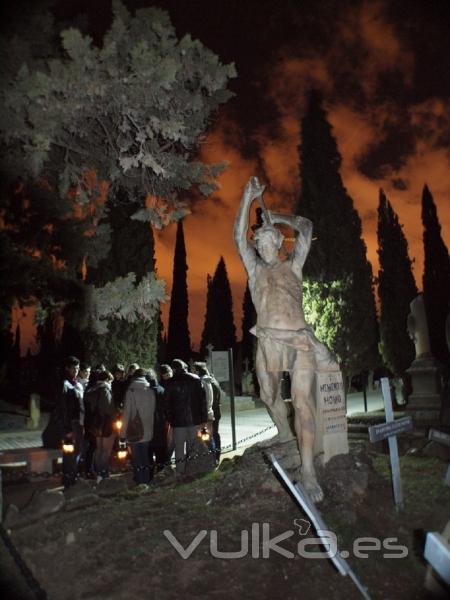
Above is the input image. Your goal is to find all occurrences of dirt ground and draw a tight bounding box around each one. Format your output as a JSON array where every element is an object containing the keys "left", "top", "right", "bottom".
[{"left": 1, "top": 437, "right": 450, "bottom": 600}]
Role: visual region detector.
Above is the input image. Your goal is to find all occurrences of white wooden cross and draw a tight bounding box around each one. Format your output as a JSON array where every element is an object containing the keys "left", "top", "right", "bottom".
[{"left": 368, "top": 377, "right": 413, "bottom": 511}]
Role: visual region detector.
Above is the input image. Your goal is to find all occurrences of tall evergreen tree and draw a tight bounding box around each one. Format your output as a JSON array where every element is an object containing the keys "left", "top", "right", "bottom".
[
  {"left": 200, "top": 257, "right": 236, "bottom": 354},
  {"left": 200, "top": 274, "right": 214, "bottom": 358},
  {"left": 241, "top": 281, "right": 256, "bottom": 369},
  {"left": 422, "top": 185, "right": 450, "bottom": 366},
  {"left": 377, "top": 189, "right": 417, "bottom": 374},
  {"left": 0, "top": 1, "right": 235, "bottom": 365},
  {"left": 13, "top": 324, "right": 21, "bottom": 362},
  {"left": 166, "top": 220, "right": 191, "bottom": 363},
  {"left": 297, "top": 91, "right": 380, "bottom": 378},
  {"left": 84, "top": 193, "right": 161, "bottom": 368},
  {"left": 7, "top": 324, "right": 22, "bottom": 388}
]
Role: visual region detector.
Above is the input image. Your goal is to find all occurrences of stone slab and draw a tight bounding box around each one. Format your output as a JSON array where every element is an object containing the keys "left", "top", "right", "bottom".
[
  {"left": 0, "top": 448, "right": 61, "bottom": 474},
  {"left": 314, "top": 371, "right": 349, "bottom": 464}
]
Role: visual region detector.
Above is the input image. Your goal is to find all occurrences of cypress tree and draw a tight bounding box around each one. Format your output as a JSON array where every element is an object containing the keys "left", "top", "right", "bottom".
[
  {"left": 241, "top": 281, "right": 256, "bottom": 369},
  {"left": 377, "top": 189, "right": 417, "bottom": 374},
  {"left": 7, "top": 324, "right": 22, "bottom": 396},
  {"left": 36, "top": 316, "right": 60, "bottom": 400},
  {"left": 85, "top": 194, "right": 161, "bottom": 368},
  {"left": 200, "top": 274, "right": 214, "bottom": 358},
  {"left": 166, "top": 220, "right": 191, "bottom": 363},
  {"left": 200, "top": 257, "right": 236, "bottom": 354},
  {"left": 422, "top": 185, "right": 450, "bottom": 366},
  {"left": 13, "top": 324, "right": 21, "bottom": 361},
  {"left": 297, "top": 91, "right": 380, "bottom": 378}
]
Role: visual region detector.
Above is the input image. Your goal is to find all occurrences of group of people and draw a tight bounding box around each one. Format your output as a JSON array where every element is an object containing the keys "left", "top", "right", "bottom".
[{"left": 49, "top": 355, "right": 222, "bottom": 489}]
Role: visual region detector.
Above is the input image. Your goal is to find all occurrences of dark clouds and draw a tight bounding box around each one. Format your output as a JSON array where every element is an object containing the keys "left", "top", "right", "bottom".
[
  {"left": 153, "top": 0, "right": 450, "bottom": 346},
  {"left": 6, "top": 0, "right": 449, "bottom": 349}
]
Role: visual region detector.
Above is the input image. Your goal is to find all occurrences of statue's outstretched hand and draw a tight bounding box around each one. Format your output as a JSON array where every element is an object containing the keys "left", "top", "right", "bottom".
[{"left": 245, "top": 176, "right": 265, "bottom": 201}]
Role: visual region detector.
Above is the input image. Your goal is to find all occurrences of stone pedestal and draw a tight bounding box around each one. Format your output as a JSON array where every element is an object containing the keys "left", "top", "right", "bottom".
[
  {"left": 406, "top": 355, "right": 442, "bottom": 426},
  {"left": 314, "top": 371, "right": 349, "bottom": 464}
]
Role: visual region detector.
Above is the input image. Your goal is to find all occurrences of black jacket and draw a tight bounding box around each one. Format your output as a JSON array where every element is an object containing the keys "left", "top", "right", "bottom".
[
  {"left": 165, "top": 370, "right": 207, "bottom": 427},
  {"left": 85, "top": 382, "right": 115, "bottom": 438},
  {"left": 60, "top": 377, "right": 83, "bottom": 434}
]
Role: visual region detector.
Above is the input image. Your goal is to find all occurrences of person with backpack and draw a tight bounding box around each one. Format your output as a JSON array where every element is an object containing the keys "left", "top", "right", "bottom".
[{"left": 120, "top": 368, "right": 156, "bottom": 487}]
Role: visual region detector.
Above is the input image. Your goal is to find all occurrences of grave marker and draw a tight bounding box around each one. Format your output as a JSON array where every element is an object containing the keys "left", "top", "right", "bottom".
[
  {"left": 211, "top": 349, "right": 236, "bottom": 450},
  {"left": 314, "top": 371, "right": 349, "bottom": 463},
  {"left": 424, "top": 532, "right": 450, "bottom": 586},
  {"left": 368, "top": 377, "right": 413, "bottom": 511},
  {"left": 428, "top": 428, "right": 450, "bottom": 487}
]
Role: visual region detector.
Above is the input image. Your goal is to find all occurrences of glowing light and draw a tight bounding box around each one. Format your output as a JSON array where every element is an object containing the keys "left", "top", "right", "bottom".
[
  {"left": 199, "top": 426, "right": 210, "bottom": 442},
  {"left": 62, "top": 441, "right": 75, "bottom": 454}
]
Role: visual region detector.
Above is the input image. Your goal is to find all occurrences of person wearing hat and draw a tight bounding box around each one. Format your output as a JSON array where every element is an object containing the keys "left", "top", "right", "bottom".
[{"left": 164, "top": 359, "right": 207, "bottom": 474}]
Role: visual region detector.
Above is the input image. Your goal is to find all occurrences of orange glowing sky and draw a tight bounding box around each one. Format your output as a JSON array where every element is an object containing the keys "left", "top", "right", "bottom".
[
  {"left": 154, "top": 1, "right": 450, "bottom": 350},
  {"left": 10, "top": 0, "right": 450, "bottom": 356}
]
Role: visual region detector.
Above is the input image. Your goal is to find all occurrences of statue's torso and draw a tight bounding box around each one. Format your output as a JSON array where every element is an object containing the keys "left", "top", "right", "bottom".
[{"left": 251, "top": 260, "right": 307, "bottom": 330}]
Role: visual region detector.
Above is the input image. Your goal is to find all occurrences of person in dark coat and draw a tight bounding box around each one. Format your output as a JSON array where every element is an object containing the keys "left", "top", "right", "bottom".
[
  {"left": 80, "top": 366, "right": 105, "bottom": 477},
  {"left": 164, "top": 359, "right": 207, "bottom": 475},
  {"left": 86, "top": 370, "right": 116, "bottom": 481},
  {"left": 58, "top": 356, "right": 84, "bottom": 489},
  {"left": 111, "top": 363, "right": 126, "bottom": 410},
  {"left": 146, "top": 368, "right": 169, "bottom": 473}
]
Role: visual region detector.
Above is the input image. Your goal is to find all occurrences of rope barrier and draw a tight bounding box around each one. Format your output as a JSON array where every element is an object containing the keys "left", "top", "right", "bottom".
[
  {"left": 0, "top": 522, "right": 48, "bottom": 599},
  {"left": 0, "top": 423, "right": 277, "bottom": 481}
]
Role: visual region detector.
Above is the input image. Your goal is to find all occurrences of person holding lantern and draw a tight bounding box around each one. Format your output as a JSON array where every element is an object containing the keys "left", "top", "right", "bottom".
[
  {"left": 192, "top": 362, "right": 217, "bottom": 460},
  {"left": 59, "top": 355, "right": 84, "bottom": 489}
]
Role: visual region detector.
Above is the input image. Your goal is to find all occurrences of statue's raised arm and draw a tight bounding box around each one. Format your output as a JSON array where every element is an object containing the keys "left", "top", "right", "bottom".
[
  {"left": 266, "top": 212, "right": 313, "bottom": 272},
  {"left": 233, "top": 176, "right": 265, "bottom": 277}
]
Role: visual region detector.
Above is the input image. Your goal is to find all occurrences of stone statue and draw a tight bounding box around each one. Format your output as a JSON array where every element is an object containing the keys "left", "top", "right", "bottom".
[
  {"left": 234, "top": 176, "right": 339, "bottom": 502},
  {"left": 407, "top": 294, "right": 431, "bottom": 359}
]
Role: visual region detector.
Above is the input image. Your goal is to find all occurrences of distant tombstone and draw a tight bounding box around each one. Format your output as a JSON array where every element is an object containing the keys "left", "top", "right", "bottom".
[
  {"left": 211, "top": 351, "right": 229, "bottom": 383},
  {"left": 428, "top": 429, "right": 450, "bottom": 486},
  {"left": 28, "top": 393, "right": 41, "bottom": 429},
  {"left": 314, "top": 371, "right": 349, "bottom": 464},
  {"left": 406, "top": 294, "right": 442, "bottom": 426},
  {"left": 241, "top": 359, "right": 255, "bottom": 396},
  {"left": 407, "top": 294, "right": 432, "bottom": 358}
]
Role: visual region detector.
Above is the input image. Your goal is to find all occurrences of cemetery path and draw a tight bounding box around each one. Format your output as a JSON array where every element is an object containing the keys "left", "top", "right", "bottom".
[{"left": 2, "top": 439, "right": 450, "bottom": 600}]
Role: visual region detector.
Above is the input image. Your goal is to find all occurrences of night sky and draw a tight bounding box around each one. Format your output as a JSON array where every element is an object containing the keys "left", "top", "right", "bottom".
[{"left": 5, "top": 0, "right": 450, "bottom": 352}]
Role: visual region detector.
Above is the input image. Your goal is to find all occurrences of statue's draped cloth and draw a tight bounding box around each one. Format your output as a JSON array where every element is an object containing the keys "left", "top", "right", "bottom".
[{"left": 251, "top": 326, "right": 339, "bottom": 373}]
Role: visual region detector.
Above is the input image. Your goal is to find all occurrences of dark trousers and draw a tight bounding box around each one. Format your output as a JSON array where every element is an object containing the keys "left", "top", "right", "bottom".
[
  {"left": 148, "top": 441, "right": 168, "bottom": 472},
  {"left": 62, "top": 421, "right": 83, "bottom": 488},
  {"left": 213, "top": 420, "right": 221, "bottom": 462},
  {"left": 79, "top": 432, "right": 96, "bottom": 475},
  {"left": 130, "top": 441, "right": 152, "bottom": 484},
  {"left": 148, "top": 421, "right": 170, "bottom": 471},
  {"left": 94, "top": 434, "right": 116, "bottom": 477}
]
